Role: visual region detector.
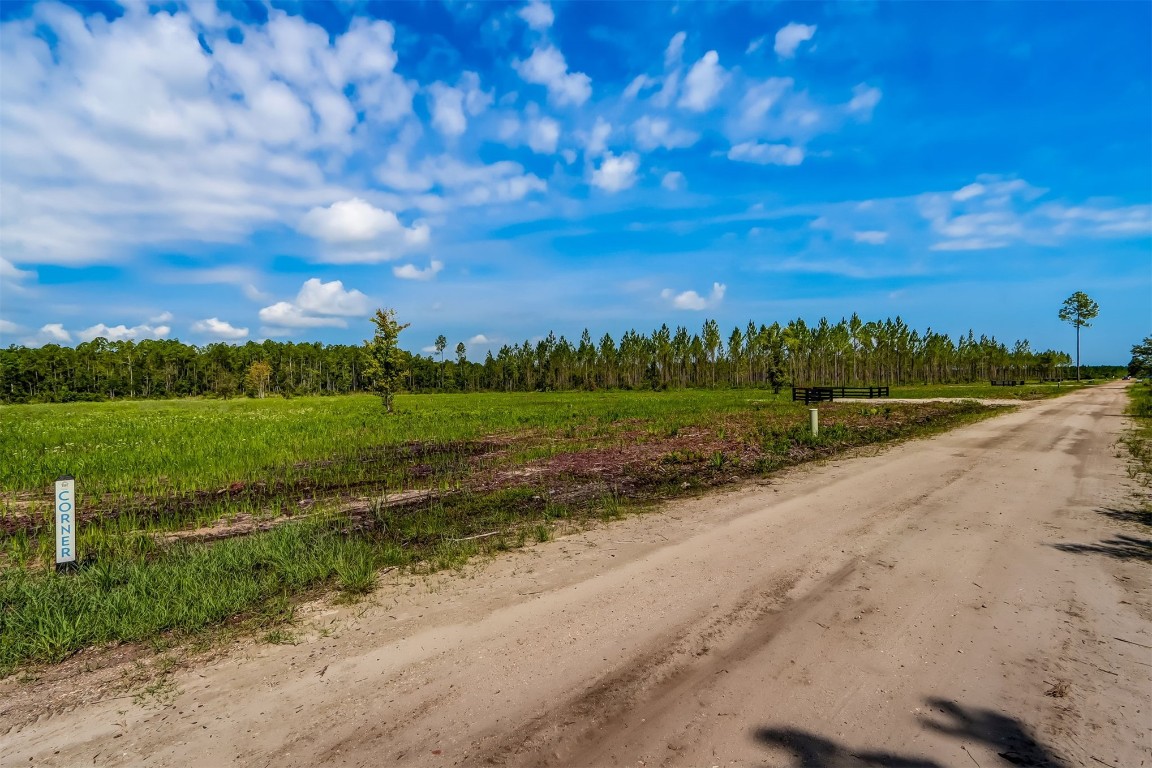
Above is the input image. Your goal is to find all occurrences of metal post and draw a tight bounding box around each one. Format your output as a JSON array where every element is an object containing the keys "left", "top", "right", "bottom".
[{"left": 809, "top": 408, "right": 819, "bottom": 437}]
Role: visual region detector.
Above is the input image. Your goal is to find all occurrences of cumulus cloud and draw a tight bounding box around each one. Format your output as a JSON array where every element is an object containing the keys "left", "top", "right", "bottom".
[
  {"left": 774, "top": 22, "right": 816, "bottom": 58},
  {"left": 426, "top": 72, "right": 492, "bottom": 138},
  {"left": 632, "top": 116, "right": 697, "bottom": 151},
  {"left": 259, "top": 278, "right": 372, "bottom": 330},
  {"left": 467, "top": 334, "right": 491, "bottom": 345},
  {"left": 661, "top": 282, "right": 726, "bottom": 311},
  {"left": 662, "top": 171, "right": 686, "bottom": 190},
  {"left": 22, "top": 323, "right": 72, "bottom": 346},
  {"left": 427, "top": 83, "right": 467, "bottom": 137},
  {"left": 853, "top": 231, "right": 889, "bottom": 245},
  {"left": 0, "top": 7, "right": 414, "bottom": 264},
  {"left": 393, "top": 260, "right": 444, "bottom": 281},
  {"left": 298, "top": 198, "right": 429, "bottom": 263},
  {"left": 678, "top": 51, "right": 726, "bottom": 112},
  {"left": 299, "top": 198, "right": 417, "bottom": 243},
  {"left": 514, "top": 46, "right": 592, "bottom": 107},
  {"left": 527, "top": 116, "right": 561, "bottom": 153},
  {"left": 727, "top": 141, "right": 805, "bottom": 166},
  {"left": 258, "top": 303, "right": 348, "bottom": 329},
  {"left": 0, "top": 319, "right": 20, "bottom": 335},
  {"left": 191, "top": 317, "right": 249, "bottom": 339},
  {"left": 519, "top": 1, "right": 554, "bottom": 30},
  {"left": 77, "top": 321, "right": 171, "bottom": 342},
  {"left": 591, "top": 152, "right": 640, "bottom": 193}
]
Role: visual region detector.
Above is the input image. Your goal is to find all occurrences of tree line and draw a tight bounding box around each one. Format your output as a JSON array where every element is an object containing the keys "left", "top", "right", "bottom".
[{"left": 1, "top": 314, "right": 1111, "bottom": 404}]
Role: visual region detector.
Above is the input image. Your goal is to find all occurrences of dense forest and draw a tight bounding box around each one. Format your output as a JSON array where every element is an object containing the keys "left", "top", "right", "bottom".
[{"left": 1, "top": 314, "right": 1115, "bottom": 404}]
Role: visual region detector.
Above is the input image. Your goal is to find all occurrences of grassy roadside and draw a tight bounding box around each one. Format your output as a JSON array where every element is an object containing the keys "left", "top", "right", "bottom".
[
  {"left": 1, "top": 393, "right": 1009, "bottom": 674},
  {"left": 1122, "top": 382, "right": 1152, "bottom": 505}
]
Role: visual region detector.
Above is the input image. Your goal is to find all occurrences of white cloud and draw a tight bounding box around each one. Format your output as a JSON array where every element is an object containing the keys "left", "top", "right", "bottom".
[
  {"left": 467, "top": 334, "right": 491, "bottom": 345},
  {"left": 929, "top": 238, "right": 1008, "bottom": 252},
  {"left": 258, "top": 303, "right": 348, "bottom": 329},
  {"left": 735, "top": 77, "right": 795, "bottom": 130},
  {"left": 427, "top": 82, "right": 467, "bottom": 137},
  {"left": 514, "top": 46, "right": 592, "bottom": 107},
  {"left": 0, "top": 7, "right": 414, "bottom": 264},
  {"left": 920, "top": 175, "right": 1152, "bottom": 250},
  {"left": 1042, "top": 204, "right": 1152, "bottom": 236},
  {"left": 727, "top": 141, "right": 805, "bottom": 166},
  {"left": 623, "top": 75, "right": 654, "bottom": 101},
  {"left": 192, "top": 317, "right": 249, "bottom": 339},
  {"left": 527, "top": 116, "right": 561, "bottom": 154},
  {"left": 633, "top": 116, "right": 698, "bottom": 151},
  {"left": 299, "top": 198, "right": 416, "bottom": 243},
  {"left": 299, "top": 198, "right": 429, "bottom": 263},
  {"left": 0, "top": 256, "right": 34, "bottom": 283},
  {"left": 393, "top": 260, "right": 444, "bottom": 281},
  {"left": 774, "top": 22, "right": 817, "bottom": 59},
  {"left": 77, "top": 322, "right": 170, "bottom": 342},
  {"left": 0, "top": 319, "right": 20, "bottom": 334},
  {"left": 662, "top": 171, "right": 686, "bottom": 191},
  {"left": 591, "top": 152, "right": 640, "bottom": 193},
  {"left": 24, "top": 323, "right": 72, "bottom": 346},
  {"left": 418, "top": 157, "right": 547, "bottom": 205},
  {"left": 426, "top": 73, "right": 492, "bottom": 138},
  {"left": 296, "top": 277, "right": 373, "bottom": 315},
  {"left": 149, "top": 311, "right": 174, "bottom": 324},
  {"left": 847, "top": 84, "right": 883, "bottom": 119},
  {"left": 460, "top": 72, "right": 494, "bottom": 116},
  {"left": 746, "top": 36, "right": 766, "bottom": 54},
  {"left": 853, "top": 230, "right": 889, "bottom": 245},
  {"left": 519, "top": 1, "right": 554, "bottom": 31},
  {"left": 660, "top": 282, "right": 726, "bottom": 311},
  {"left": 583, "top": 117, "right": 612, "bottom": 157},
  {"left": 678, "top": 51, "right": 726, "bottom": 112},
  {"left": 1, "top": 256, "right": 35, "bottom": 294},
  {"left": 258, "top": 278, "right": 372, "bottom": 329},
  {"left": 953, "top": 183, "right": 986, "bottom": 202},
  {"left": 244, "top": 284, "right": 271, "bottom": 302}
]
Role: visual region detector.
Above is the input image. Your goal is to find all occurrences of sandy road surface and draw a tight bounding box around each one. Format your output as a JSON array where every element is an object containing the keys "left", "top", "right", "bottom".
[{"left": 4, "top": 383, "right": 1149, "bottom": 768}]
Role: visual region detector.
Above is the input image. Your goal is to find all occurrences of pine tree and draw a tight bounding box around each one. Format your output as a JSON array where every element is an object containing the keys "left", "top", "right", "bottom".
[{"left": 364, "top": 308, "right": 411, "bottom": 413}]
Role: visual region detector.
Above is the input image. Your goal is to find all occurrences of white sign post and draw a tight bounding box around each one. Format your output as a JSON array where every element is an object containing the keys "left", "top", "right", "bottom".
[{"left": 55, "top": 475, "right": 77, "bottom": 571}]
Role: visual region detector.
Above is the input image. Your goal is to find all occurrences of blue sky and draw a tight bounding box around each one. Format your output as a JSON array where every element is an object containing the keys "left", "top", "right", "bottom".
[{"left": 1, "top": 0, "right": 1149, "bottom": 362}]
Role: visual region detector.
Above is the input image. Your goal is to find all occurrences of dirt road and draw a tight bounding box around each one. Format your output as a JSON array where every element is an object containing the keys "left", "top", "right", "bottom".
[{"left": 4, "top": 383, "right": 1149, "bottom": 767}]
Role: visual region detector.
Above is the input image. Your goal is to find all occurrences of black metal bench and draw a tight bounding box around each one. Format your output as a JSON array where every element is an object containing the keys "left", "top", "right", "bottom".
[{"left": 791, "top": 386, "right": 890, "bottom": 405}]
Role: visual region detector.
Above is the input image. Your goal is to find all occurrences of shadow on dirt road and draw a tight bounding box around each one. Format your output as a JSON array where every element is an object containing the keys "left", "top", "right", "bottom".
[
  {"left": 1051, "top": 507, "right": 1152, "bottom": 562},
  {"left": 755, "top": 697, "right": 1067, "bottom": 767}
]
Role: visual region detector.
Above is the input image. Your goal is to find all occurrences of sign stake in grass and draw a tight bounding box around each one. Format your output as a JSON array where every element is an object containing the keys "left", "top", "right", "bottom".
[
  {"left": 809, "top": 408, "right": 819, "bottom": 437},
  {"left": 55, "top": 474, "right": 77, "bottom": 573}
]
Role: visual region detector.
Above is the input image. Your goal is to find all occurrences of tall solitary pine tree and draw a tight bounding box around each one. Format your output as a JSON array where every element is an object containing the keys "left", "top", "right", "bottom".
[{"left": 1057, "top": 292, "right": 1100, "bottom": 381}]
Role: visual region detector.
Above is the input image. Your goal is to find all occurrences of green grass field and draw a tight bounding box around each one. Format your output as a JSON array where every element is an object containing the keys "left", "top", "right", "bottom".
[{"left": 0, "top": 383, "right": 1086, "bottom": 673}]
